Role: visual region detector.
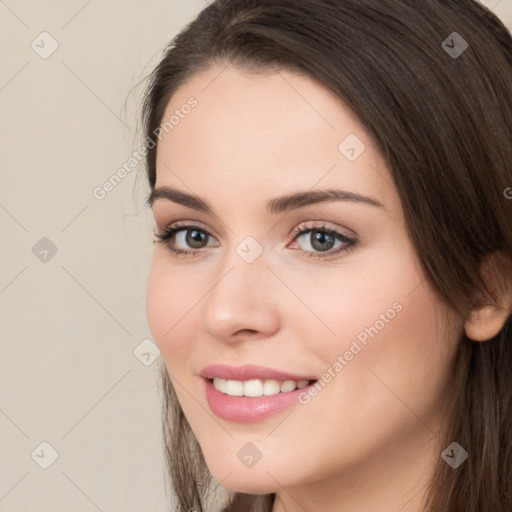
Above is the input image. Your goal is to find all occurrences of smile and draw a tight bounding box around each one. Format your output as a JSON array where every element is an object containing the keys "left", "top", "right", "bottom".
[{"left": 200, "top": 364, "right": 318, "bottom": 422}]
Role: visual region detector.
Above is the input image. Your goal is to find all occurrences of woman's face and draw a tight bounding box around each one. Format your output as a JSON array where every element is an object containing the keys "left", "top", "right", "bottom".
[{"left": 146, "top": 64, "right": 464, "bottom": 502}]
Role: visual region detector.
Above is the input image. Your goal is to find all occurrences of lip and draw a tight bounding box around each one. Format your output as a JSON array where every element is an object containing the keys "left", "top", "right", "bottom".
[
  {"left": 200, "top": 364, "right": 318, "bottom": 423},
  {"left": 200, "top": 364, "right": 316, "bottom": 382}
]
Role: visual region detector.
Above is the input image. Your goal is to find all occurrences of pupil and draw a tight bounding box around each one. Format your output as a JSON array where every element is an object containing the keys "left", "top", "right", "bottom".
[{"left": 312, "top": 230, "right": 334, "bottom": 252}]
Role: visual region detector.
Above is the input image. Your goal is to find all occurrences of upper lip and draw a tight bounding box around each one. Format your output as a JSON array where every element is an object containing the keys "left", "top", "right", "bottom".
[{"left": 200, "top": 364, "right": 317, "bottom": 382}]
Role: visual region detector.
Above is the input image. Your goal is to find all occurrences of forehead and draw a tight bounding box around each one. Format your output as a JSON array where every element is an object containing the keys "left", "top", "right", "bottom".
[{"left": 154, "top": 64, "right": 398, "bottom": 216}]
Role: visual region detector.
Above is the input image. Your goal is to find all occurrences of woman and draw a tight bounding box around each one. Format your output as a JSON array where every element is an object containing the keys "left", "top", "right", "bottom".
[{"left": 141, "top": 1, "right": 512, "bottom": 510}]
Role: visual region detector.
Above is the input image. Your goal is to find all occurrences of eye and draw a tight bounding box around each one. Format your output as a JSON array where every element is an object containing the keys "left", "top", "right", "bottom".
[
  {"left": 154, "top": 220, "right": 357, "bottom": 260},
  {"left": 288, "top": 222, "right": 356, "bottom": 259},
  {"left": 174, "top": 228, "right": 211, "bottom": 249},
  {"left": 154, "top": 221, "right": 218, "bottom": 257}
]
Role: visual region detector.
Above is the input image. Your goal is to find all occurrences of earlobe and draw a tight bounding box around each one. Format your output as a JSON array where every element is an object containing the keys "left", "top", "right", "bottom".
[
  {"left": 464, "top": 251, "right": 512, "bottom": 342},
  {"left": 464, "top": 303, "right": 511, "bottom": 342}
]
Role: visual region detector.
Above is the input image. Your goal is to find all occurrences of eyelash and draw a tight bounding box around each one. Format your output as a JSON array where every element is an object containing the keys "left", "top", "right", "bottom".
[{"left": 153, "top": 221, "right": 357, "bottom": 260}]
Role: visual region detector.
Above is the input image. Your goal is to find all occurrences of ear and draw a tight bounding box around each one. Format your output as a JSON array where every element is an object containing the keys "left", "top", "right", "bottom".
[
  {"left": 464, "top": 251, "right": 512, "bottom": 342},
  {"left": 464, "top": 305, "right": 511, "bottom": 341}
]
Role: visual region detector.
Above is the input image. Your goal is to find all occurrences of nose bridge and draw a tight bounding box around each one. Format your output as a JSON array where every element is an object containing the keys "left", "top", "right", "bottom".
[{"left": 201, "top": 239, "right": 280, "bottom": 340}]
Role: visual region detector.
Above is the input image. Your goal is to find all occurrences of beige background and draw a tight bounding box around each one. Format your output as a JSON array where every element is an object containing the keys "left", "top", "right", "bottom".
[{"left": 0, "top": 1, "right": 511, "bottom": 511}]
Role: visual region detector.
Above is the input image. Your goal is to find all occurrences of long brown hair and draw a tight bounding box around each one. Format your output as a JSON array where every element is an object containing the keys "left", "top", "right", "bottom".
[{"left": 141, "top": 1, "right": 512, "bottom": 510}]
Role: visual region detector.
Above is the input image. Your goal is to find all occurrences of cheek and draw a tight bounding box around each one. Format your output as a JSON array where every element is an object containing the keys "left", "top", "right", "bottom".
[
  {"left": 276, "top": 254, "right": 412, "bottom": 363},
  {"left": 312, "top": 271, "right": 457, "bottom": 431},
  {"left": 146, "top": 255, "right": 202, "bottom": 368},
  {"left": 287, "top": 245, "right": 457, "bottom": 398}
]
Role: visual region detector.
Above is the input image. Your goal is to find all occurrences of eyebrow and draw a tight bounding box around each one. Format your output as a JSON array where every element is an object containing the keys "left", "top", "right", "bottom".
[{"left": 146, "top": 185, "right": 384, "bottom": 214}]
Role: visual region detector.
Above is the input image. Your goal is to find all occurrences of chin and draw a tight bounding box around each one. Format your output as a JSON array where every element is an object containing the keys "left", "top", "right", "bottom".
[{"left": 207, "top": 463, "right": 285, "bottom": 494}]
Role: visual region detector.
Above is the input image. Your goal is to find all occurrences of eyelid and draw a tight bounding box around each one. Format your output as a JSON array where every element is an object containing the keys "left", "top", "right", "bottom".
[
  {"left": 287, "top": 220, "right": 355, "bottom": 242},
  {"left": 155, "top": 219, "right": 352, "bottom": 244},
  {"left": 156, "top": 218, "right": 211, "bottom": 233},
  {"left": 156, "top": 219, "right": 221, "bottom": 242}
]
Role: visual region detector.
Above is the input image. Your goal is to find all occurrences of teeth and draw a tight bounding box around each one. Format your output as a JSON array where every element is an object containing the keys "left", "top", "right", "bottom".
[
  {"left": 225, "top": 379, "right": 243, "bottom": 396},
  {"left": 280, "top": 380, "right": 297, "bottom": 392},
  {"left": 214, "top": 378, "right": 227, "bottom": 394},
  {"left": 213, "top": 378, "right": 311, "bottom": 397},
  {"left": 244, "top": 379, "right": 263, "bottom": 397},
  {"left": 263, "top": 379, "right": 281, "bottom": 396}
]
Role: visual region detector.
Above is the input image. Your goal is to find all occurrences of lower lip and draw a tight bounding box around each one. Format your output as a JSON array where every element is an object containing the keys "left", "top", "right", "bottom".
[{"left": 203, "top": 378, "right": 316, "bottom": 422}]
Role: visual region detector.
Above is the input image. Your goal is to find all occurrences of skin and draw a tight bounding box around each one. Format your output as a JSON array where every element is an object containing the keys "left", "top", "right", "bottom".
[{"left": 146, "top": 64, "right": 474, "bottom": 512}]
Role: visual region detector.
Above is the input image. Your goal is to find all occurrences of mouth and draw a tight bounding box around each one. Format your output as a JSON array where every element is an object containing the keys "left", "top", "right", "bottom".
[{"left": 200, "top": 364, "right": 318, "bottom": 422}]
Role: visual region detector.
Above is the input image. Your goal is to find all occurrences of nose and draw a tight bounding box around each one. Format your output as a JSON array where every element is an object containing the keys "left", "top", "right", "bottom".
[{"left": 201, "top": 252, "right": 281, "bottom": 343}]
